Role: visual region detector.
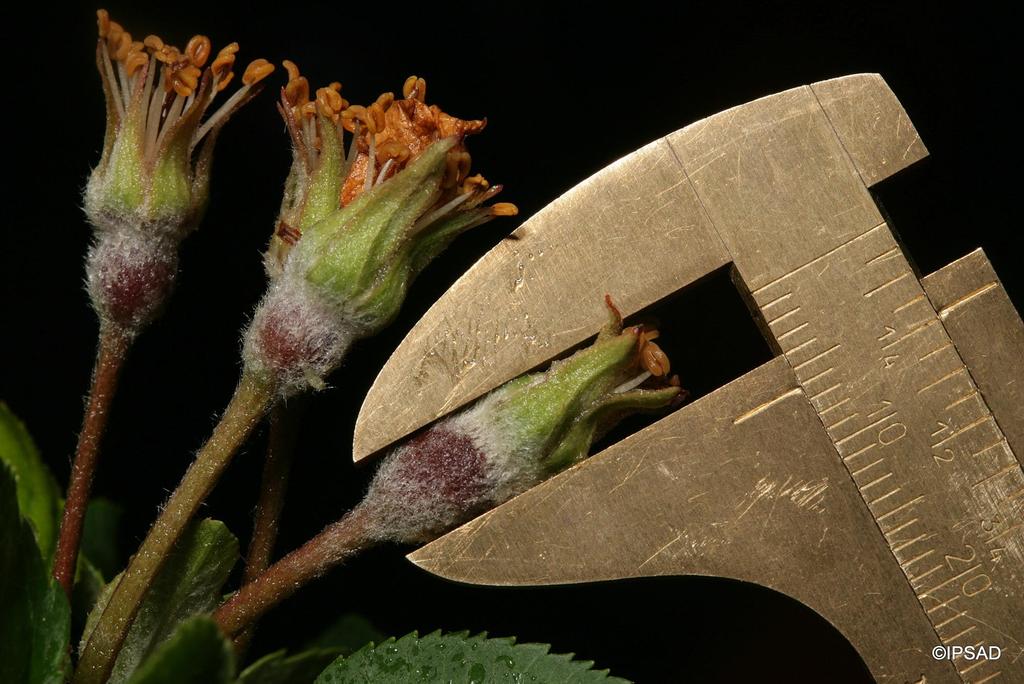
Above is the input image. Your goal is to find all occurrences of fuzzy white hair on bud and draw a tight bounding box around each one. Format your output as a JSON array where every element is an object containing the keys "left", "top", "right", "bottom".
[
  {"left": 356, "top": 384, "right": 548, "bottom": 545},
  {"left": 242, "top": 277, "right": 356, "bottom": 397}
]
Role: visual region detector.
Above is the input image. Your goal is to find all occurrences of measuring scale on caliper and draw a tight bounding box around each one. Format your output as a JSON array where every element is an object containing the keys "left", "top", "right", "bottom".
[{"left": 353, "top": 74, "right": 1024, "bottom": 682}]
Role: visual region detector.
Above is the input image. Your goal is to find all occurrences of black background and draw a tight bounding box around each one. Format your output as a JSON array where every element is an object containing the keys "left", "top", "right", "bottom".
[{"left": 3, "top": 2, "right": 1019, "bottom": 682}]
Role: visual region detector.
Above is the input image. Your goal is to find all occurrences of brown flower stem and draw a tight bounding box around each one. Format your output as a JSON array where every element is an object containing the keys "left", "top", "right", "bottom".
[
  {"left": 73, "top": 373, "right": 275, "bottom": 684},
  {"left": 53, "top": 326, "right": 132, "bottom": 598},
  {"left": 214, "top": 508, "right": 372, "bottom": 638},
  {"left": 233, "top": 399, "right": 307, "bottom": 654}
]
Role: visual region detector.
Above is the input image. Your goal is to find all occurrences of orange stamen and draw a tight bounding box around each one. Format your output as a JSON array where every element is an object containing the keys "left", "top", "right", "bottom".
[
  {"left": 211, "top": 42, "right": 239, "bottom": 79},
  {"left": 402, "top": 75, "right": 427, "bottom": 102},
  {"left": 124, "top": 48, "right": 149, "bottom": 77},
  {"left": 185, "top": 35, "right": 211, "bottom": 68},
  {"left": 638, "top": 330, "right": 670, "bottom": 377},
  {"left": 490, "top": 203, "right": 519, "bottom": 217},
  {"left": 316, "top": 86, "right": 346, "bottom": 120},
  {"left": 97, "top": 9, "right": 111, "bottom": 39},
  {"left": 242, "top": 59, "right": 275, "bottom": 86}
]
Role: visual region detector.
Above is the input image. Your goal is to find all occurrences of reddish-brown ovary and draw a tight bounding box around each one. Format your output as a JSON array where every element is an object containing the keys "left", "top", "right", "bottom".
[
  {"left": 100, "top": 256, "right": 174, "bottom": 327},
  {"left": 391, "top": 426, "right": 489, "bottom": 505}
]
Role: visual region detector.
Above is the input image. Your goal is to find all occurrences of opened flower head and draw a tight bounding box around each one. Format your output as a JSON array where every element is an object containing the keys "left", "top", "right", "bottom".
[
  {"left": 358, "top": 297, "right": 684, "bottom": 544},
  {"left": 84, "top": 10, "right": 274, "bottom": 332},
  {"left": 245, "top": 68, "right": 518, "bottom": 396},
  {"left": 265, "top": 66, "right": 515, "bottom": 275}
]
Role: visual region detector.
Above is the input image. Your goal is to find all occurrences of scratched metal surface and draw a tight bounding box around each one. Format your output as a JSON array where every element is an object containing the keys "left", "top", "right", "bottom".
[
  {"left": 354, "top": 74, "right": 926, "bottom": 461},
  {"left": 358, "top": 74, "right": 1023, "bottom": 682},
  {"left": 411, "top": 358, "right": 955, "bottom": 682},
  {"left": 922, "top": 249, "right": 1024, "bottom": 463}
]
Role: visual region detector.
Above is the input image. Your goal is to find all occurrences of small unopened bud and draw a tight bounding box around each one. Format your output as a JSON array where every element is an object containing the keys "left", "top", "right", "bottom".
[{"left": 355, "top": 300, "right": 683, "bottom": 544}]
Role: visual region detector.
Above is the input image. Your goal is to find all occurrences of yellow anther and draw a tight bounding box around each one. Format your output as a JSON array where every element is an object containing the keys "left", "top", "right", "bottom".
[
  {"left": 328, "top": 81, "right": 342, "bottom": 92},
  {"left": 375, "top": 92, "right": 395, "bottom": 111},
  {"left": 168, "top": 62, "right": 201, "bottom": 97},
  {"left": 282, "top": 60, "right": 301, "bottom": 83},
  {"left": 490, "top": 203, "right": 519, "bottom": 217},
  {"left": 402, "top": 75, "right": 427, "bottom": 102},
  {"left": 448, "top": 151, "right": 472, "bottom": 185},
  {"left": 366, "top": 101, "right": 387, "bottom": 134},
  {"left": 216, "top": 71, "right": 234, "bottom": 92},
  {"left": 185, "top": 35, "right": 211, "bottom": 68},
  {"left": 443, "top": 151, "right": 468, "bottom": 188},
  {"left": 125, "top": 48, "right": 149, "bottom": 77},
  {"left": 316, "top": 86, "right": 345, "bottom": 120},
  {"left": 180, "top": 64, "right": 201, "bottom": 89},
  {"left": 242, "top": 59, "right": 275, "bottom": 86},
  {"left": 153, "top": 44, "right": 182, "bottom": 65},
  {"left": 106, "top": 20, "right": 124, "bottom": 48},
  {"left": 97, "top": 9, "right": 110, "bottom": 39},
  {"left": 299, "top": 101, "right": 317, "bottom": 118},
  {"left": 378, "top": 141, "right": 411, "bottom": 165},
  {"left": 461, "top": 174, "right": 490, "bottom": 193},
  {"left": 170, "top": 77, "right": 191, "bottom": 98},
  {"left": 339, "top": 105, "right": 363, "bottom": 133},
  {"left": 284, "top": 76, "right": 310, "bottom": 108},
  {"left": 112, "top": 31, "right": 132, "bottom": 62},
  {"left": 211, "top": 43, "right": 239, "bottom": 79},
  {"left": 638, "top": 330, "right": 670, "bottom": 377},
  {"left": 143, "top": 34, "right": 164, "bottom": 52}
]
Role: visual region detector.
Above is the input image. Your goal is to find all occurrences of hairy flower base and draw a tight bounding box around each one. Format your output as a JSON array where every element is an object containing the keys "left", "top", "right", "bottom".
[
  {"left": 85, "top": 219, "right": 180, "bottom": 333},
  {"left": 242, "top": 278, "right": 355, "bottom": 395},
  {"left": 357, "top": 390, "right": 543, "bottom": 544},
  {"left": 215, "top": 306, "right": 682, "bottom": 636}
]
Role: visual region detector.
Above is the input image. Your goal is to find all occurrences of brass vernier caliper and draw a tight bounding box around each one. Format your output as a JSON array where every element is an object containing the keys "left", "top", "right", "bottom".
[{"left": 353, "top": 75, "right": 1023, "bottom": 683}]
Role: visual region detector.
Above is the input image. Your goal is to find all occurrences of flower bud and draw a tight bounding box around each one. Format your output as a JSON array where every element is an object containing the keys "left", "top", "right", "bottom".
[
  {"left": 84, "top": 11, "right": 273, "bottom": 333},
  {"left": 356, "top": 299, "right": 683, "bottom": 544},
  {"left": 244, "top": 72, "right": 517, "bottom": 396}
]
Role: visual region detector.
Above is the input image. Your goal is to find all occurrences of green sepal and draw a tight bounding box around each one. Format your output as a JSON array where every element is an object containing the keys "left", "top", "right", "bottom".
[
  {"left": 94, "top": 42, "right": 122, "bottom": 173},
  {"left": 148, "top": 76, "right": 214, "bottom": 220},
  {"left": 543, "top": 385, "right": 681, "bottom": 472},
  {"left": 407, "top": 204, "right": 493, "bottom": 275},
  {"left": 492, "top": 332, "right": 640, "bottom": 457},
  {"left": 100, "top": 77, "right": 149, "bottom": 215},
  {"left": 298, "top": 139, "right": 454, "bottom": 326},
  {"left": 297, "top": 115, "right": 347, "bottom": 231}
]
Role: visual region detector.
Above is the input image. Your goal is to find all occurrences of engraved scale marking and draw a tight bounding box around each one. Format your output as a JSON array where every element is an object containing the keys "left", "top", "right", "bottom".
[{"left": 750, "top": 224, "right": 1023, "bottom": 678}]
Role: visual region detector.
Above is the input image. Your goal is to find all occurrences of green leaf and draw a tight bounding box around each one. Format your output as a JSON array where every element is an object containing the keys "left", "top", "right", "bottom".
[
  {"left": 306, "top": 613, "right": 384, "bottom": 655},
  {"left": 126, "top": 616, "right": 234, "bottom": 684},
  {"left": 81, "top": 497, "right": 124, "bottom": 579},
  {"left": 0, "top": 462, "right": 71, "bottom": 684},
  {"left": 72, "top": 557, "right": 107, "bottom": 648},
  {"left": 237, "top": 648, "right": 342, "bottom": 684},
  {"left": 72, "top": 499, "right": 126, "bottom": 644},
  {"left": 0, "top": 402, "right": 61, "bottom": 561},
  {"left": 314, "top": 631, "right": 630, "bottom": 684},
  {"left": 236, "top": 613, "right": 382, "bottom": 684},
  {"left": 82, "top": 519, "right": 239, "bottom": 683}
]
